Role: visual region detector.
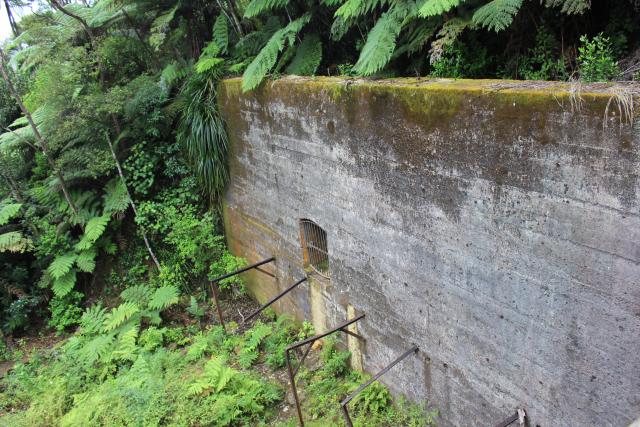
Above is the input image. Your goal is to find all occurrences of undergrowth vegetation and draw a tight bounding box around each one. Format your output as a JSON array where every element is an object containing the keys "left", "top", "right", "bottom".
[{"left": 0, "top": 0, "right": 638, "bottom": 425}]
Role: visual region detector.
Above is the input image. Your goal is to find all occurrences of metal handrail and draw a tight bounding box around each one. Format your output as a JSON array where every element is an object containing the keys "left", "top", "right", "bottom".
[
  {"left": 209, "top": 256, "right": 275, "bottom": 331},
  {"left": 243, "top": 276, "right": 308, "bottom": 323},
  {"left": 340, "top": 345, "right": 419, "bottom": 427},
  {"left": 286, "top": 314, "right": 366, "bottom": 426}
]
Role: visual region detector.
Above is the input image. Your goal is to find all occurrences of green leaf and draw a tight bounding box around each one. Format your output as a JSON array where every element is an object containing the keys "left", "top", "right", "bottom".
[
  {"left": 148, "top": 285, "right": 180, "bottom": 310},
  {"left": 102, "top": 302, "right": 140, "bottom": 332},
  {"left": 75, "top": 215, "right": 110, "bottom": 251},
  {"left": 353, "top": 9, "right": 403, "bottom": 76},
  {"left": 244, "top": 0, "right": 290, "bottom": 19},
  {"left": 242, "top": 13, "right": 312, "bottom": 92},
  {"left": 286, "top": 34, "right": 323, "bottom": 76},
  {"left": 0, "top": 203, "right": 22, "bottom": 225},
  {"left": 103, "top": 179, "right": 130, "bottom": 215},
  {"left": 335, "top": 0, "right": 389, "bottom": 20},
  {"left": 472, "top": 0, "right": 523, "bottom": 32},
  {"left": 52, "top": 270, "right": 77, "bottom": 297},
  {"left": 120, "top": 285, "right": 153, "bottom": 305},
  {"left": 195, "top": 57, "right": 225, "bottom": 74},
  {"left": 418, "top": 0, "right": 464, "bottom": 17},
  {"left": 0, "top": 231, "right": 32, "bottom": 253},
  {"left": 213, "top": 14, "right": 229, "bottom": 54},
  {"left": 48, "top": 253, "right": 77, "bottom": 279},
  {"left": 76, "top": 249, "right": 97, "bottom": 273}
]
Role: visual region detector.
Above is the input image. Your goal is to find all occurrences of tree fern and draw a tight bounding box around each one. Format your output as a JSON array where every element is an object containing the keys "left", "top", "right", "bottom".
[
  {"left": 353, "top": 9, "right": 403, "bottom": 76},
  {"left": 418, "top": 0, "right": 464, "bottom": 16},
  {"left": 472, "top": 0, "right": 523, "bottom": 32},
  {"left": 103, "top": 179, "right": 130, "bottom": 215},
  {"left": 75, "top": 215, "right": 110, "bottom": 250},
  {"left": 112, "top": 324, "right": 139, "bottom": 362},
  {"left": 52, "top": 270, "right": 77, "bottom": 297},
  {"left": 243, "top": 0, "right": 290, "bottom": 19},
  {"left": 48, "top": 253, "right": 77, "bottom": 279},
  {"left": 0, "top": 202, "right": 22, "bottom": 225},
  {"left": 102, "top": 301, "right": 139, "bottom": 332},
  {"left": 77, "top": 334, "right": 114, "bottom": 366},
  {"left": 286, "top": 34, "right": 323, "bottom": 75},
  {"left": 0, "top": 231, "right": 32, "bottom": 253},
  {"left": 242, "top": 13, "right": 312, "bottom": 92},
  {"left": 148, "top": 285, "right": 180, "bottom": 310},
  {"left": 213, "top": 14, "right": 229, "bottom": 54},
  {"left": 543, "top": 0, "right": 590, "bottom": 14},
  {"left": 335, "top": 0, "right": 390, "bottom": 20},
  {"left": 76, "top": 249, "right": 97, "bottom": 273}
]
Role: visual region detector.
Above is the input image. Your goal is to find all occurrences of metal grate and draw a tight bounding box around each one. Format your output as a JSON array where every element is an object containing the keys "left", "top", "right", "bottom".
[{"left": 300, "top": 219, "right": 330, "bottom": 278}]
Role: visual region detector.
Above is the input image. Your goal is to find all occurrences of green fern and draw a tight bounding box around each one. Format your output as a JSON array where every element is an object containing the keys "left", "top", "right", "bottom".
[
  {"left": 0, "top": 231, "right": 32, "bottom": 253},
  {"left": 48, "top": 253, "right": 77, "bottom": 279},
  {"left": 238, "top": 322, "right": 271, "bottom": 368},
  {"left": 186, "top": 332, "right": 211, "bottom": 361},
  {"left": 147, "top": 285, "right": 180, "bottom": 310},
  {"left": 76, "top": 249, "right": 97, "bottom": 273},
  {"left": 543, "top": 0, "right": 590, "bottom": 14},
  {"left": 472, "top": 0, "right": 523, "bottom": 32},
  {"left": 242, "top": 13, "right": 312, "bottom": 92},
  {"left": 77, "top": 334, "right": 114, "bottom": 365},
  {"left": 103, "top": 179, "right": 130, "bottom": 215},
  {"left": 418, "top": 0, "right": 464, "bottom": 16},
  {"left": 81, "top": 304, "right": 107, "bottom": 334},
  {"left": 188, "top": 357, "right": 236, "bottom": 396},
  {"left": 102, "top": 301, "right": 140, "bottom": 332},
  {"left": 213, "top": 14, "right": 229, "bottom": 54},
  {"left": 75, "top": 215, "right": 110, "bottom": 251},
  {"left": 353, "top": 9, "right": 403, "bottom": 76},
  {"left": 286, "top": 34, "right": 323, "bottom": 75},
  {"left": 52, "top": 270, "right": 77, "bottom": 297},
  {"left": 112, "top": 324, "right": 139, "bottom": 362},
  {"left": 120, "top": 285, "right": 153, "bottom": 305},
  {"left": 0, "top": 203, "right": 22, "bottom": 225},
  {"left": 335, "top": 0, "right": 389, "bottom": 20},
  {"left": 243, "top": 0, "right": 290, "bottom": 19}
]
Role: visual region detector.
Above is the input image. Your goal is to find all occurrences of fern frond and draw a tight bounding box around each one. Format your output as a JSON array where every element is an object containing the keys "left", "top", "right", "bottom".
[
  {"left": 48, "top": 253, "right": 77, "bottom": 279},
  {"left": 186, "top": 332, "right": 210, "bottom": 361},
  {"left": 78, "top": 334, "right": 114, "bottom": 365},
  {"left": 52, "top": 270, "right": 77, "bottom": 297},
  {"left": 335, "top": 0, "right": 389, "bottom": 20},
  {"left": 112, "top": 324, "right": 139, "bottom": 362},
  {"left": 147, "top": 286, "right": 180, "bottom": 310},
  {"left": 213, "top": 14, "right": 229, "bottom": 54},
  {"left": 353, "top": 9, "right": 403, "bottom": 76},
  {"left": 242, "top": 13, "right": 312, "bottom": 92},
  {"left": 120, "top": 285, "right": 153, "bottom": 305},
  {"left": 188, "top": 357, "right": 237, "bottom": 395},
  {"left": 543, "top": 0, "right": 590, "bottom": 14},
  {"left": 76, "top": 249, "right": 97, "bottom": 273},
  {"left": 418, "top": 0, "right": 464, "bottom": 16},
  {"left": 103, "top": 179, "right": 130, "bottom": 215},
  {"left": 102, "top": 302, "right": 140, "bottom": 332},
  {"left": 81, "top": 304, "right": 107, "bottom": 335},
  {"left": 0, "top": 203, "right": 22, "bottom": 225},
  {"left": 75, "top": 215, "right": 110, "bottom": 251},
  {"left": 429, "top": 18, "right": 469, "bottom": 62},
  {"left": 472, "top": 0, "right": 523, "bottom": 32},
  {"left": 0, "top": 231, "right": 32, "bottom": 253},
  {"left": 286, "top": 34, "right": 323, "bottom": 76},
  {"left": 244, "top": 0, "right": 290, "bottom": 19}
]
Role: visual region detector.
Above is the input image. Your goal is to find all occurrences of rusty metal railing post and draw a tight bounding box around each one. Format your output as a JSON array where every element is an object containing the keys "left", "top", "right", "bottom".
[
  {"left": 208, "top": 256, "right": 276, "bottom": 330},
  {"left": 340, "top": 345, "right": 419, "bottom": 427},
  {"left": 285, "top": 314, "right": 366, "bottom": 426},
  {"left": 495, "top": 408, "right": 526, "bottom": 427},
  {"left": 244, "top": 277, "right": 308, "bottom": 323}
]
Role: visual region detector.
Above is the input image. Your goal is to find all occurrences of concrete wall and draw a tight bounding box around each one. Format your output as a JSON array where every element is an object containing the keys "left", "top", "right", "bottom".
[{"left": 218, "top": 77, "right": 640, "bottom": 427}]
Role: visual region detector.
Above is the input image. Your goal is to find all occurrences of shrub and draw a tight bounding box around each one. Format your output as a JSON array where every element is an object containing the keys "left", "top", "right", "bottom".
[{"left": 578, "top": 33, "right": 620, "bottom": 82}]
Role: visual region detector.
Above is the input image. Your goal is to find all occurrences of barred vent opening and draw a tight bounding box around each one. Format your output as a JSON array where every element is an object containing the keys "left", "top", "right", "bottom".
[{"left": 300, "top": 219, "right": 329, "bottom": 278}]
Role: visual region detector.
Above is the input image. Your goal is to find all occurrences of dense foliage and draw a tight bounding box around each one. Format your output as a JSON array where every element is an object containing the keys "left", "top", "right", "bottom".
[{"left": 0, "top": 0, "right": 638, "bottom": 425}]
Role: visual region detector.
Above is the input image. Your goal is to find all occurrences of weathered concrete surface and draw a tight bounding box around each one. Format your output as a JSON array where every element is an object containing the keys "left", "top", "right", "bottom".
[{"left": 219, "top": 77, "right": 640, "bottom": 427}]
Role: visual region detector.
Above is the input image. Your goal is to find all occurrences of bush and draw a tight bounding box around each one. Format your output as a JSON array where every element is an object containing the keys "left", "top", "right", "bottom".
[
  {"left": 578, "top": 34, "right": 620, "bottom": 82},
  {"left": 48, "top": 291, "right": 84, "bottom": 334}
]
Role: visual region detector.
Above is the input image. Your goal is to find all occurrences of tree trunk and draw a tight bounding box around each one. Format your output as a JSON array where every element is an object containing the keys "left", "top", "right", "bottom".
[
  {"left": 48, "top": 0, "right": 94, "bottom": 47},
  {"left": 4, "top": 0, "right": 18, "bottom": 37},
  {"left": 0, "top": 48, "right": 78, "bottom": 216},
  {"left": 104, "top": 133, "right": 162, "bottom": 271}
]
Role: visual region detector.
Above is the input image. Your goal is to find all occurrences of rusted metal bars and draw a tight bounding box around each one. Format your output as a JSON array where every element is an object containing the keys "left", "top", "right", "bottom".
[
  {"left": 243, "top": 277, "right": 308, "bottom": 323},
  {"left": 286, "top": 314, "right": 366, "bottom": 426},
  {"left": 300, "top": 219, "right": 329, "bottom": 278},
  {"left": 495, "top": 408, "right": 526, "bottom": 427},
  {"left": 209, "top": 256, "right": 275, "bottom": 331},
  {"left": 340, "top": 345, "right": 419, "bottom": 427}
]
